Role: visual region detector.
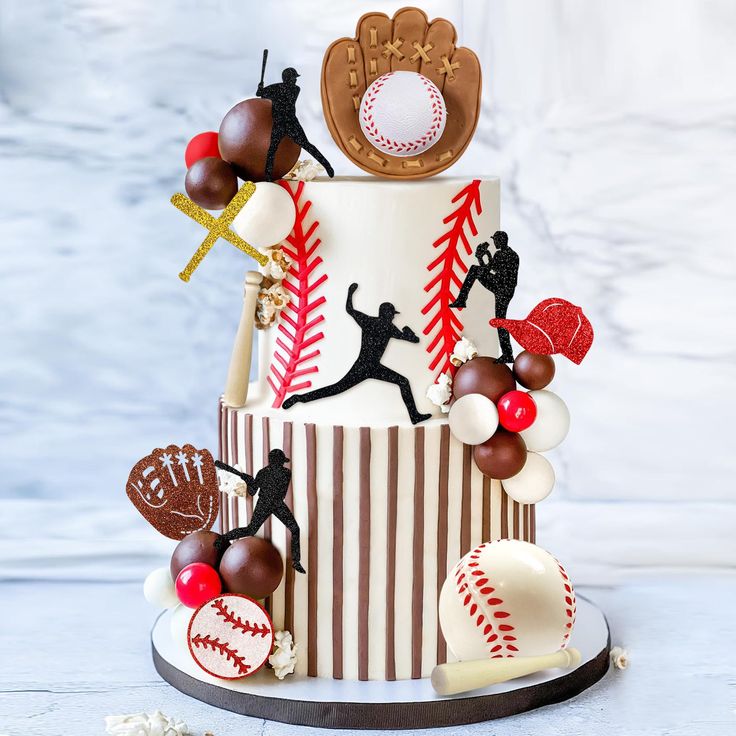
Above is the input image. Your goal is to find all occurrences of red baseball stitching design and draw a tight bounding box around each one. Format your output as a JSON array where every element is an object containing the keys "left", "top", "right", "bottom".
[
  {"left": 361, "top": 72, "right": 445, "bottom": 154},
  {"left": 554, "top": 557, "right": 577, "bottom": 645},
  {"left": 190, "top": 634, "right": 251, "bottom": 675},
  {"left": 268, "top": 180, "right": 327, "bottom": 408},
  {"left": 453, "top": 541, "right": 517, "bottom": 658},
  {"left": 211, "top": 598, "right": 271, "bottom": 637},
  {"left": 422, "top": 180, "right": 482, "bottom": 376}
]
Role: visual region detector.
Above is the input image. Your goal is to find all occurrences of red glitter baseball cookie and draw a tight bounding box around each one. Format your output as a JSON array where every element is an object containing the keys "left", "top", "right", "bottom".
[{"left": 187, "top": 594, "right": 274, "bottom": 680}]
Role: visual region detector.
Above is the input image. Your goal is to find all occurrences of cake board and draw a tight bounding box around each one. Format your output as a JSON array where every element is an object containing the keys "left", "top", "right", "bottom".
[{"left": 151, "top": 596, "right": 610, "bottom": 730}]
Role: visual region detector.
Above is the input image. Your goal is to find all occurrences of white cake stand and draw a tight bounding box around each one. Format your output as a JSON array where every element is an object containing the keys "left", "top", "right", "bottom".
[{"left": 151, "top": 596, "right": 610, "bottom": 729}]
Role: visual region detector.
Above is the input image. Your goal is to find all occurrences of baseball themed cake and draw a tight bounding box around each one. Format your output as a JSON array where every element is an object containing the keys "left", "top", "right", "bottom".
[{"left": 128, "top": 6, "right": 610, "bottom": 729}]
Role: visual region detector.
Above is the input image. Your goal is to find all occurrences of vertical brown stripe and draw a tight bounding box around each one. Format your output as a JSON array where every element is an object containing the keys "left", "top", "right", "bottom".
[
  {"left": 513, "top": 500, "right": 520, "bottom": 540},
  {"left": 530, "top": 504, "right": 536, "bottom": 544},
  {"left": 436, "top": 424, "right": 450, "bottom": 665},
  {"left": 460, "top": 444, "right": 472, "bottom": 555},
  {"left": 411, "top": 427, "right": 425, "bottom": 679},
  {"left": 245, "top": 414, "right": 254, "bottom": 519},
  {"left": 358, "top": 427, "right": 371, "bottom": 681},
  {"left": 217, "top": 400, "right": 224, "bottom": 534},
  {"left": 306, "top": 424, "right": 318, "bottom": 677},
  {"left": 282, "top": 422, "right": 294, "bottom": 635},
  {"left": 230, "top": 409, "right": 239, "bottom": 527},
  {"left": 261, "top": 417, "right": 272, "bottom": 541},
  {"left": 501, "top": 487, "right": 509, "bottom": 539},
  {"left": 482, "top": 475, "right": 491, "bottom": 542},
  {"left": 385, "top": 426, "right": 399, "bottom": 681},
  {"left": 332, "top": 426, "right": 344, "bottom": 680},
  {"left": 524, "top": 505, "right": 530, "bottom": 542}
]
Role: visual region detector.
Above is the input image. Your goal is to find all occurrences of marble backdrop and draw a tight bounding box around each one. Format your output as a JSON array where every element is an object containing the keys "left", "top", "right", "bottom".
[{"left": 1, "top": 0, "right": 734, "bottom": 582}]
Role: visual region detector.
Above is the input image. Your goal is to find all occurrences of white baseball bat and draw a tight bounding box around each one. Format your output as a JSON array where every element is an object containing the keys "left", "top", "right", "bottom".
[
  {"left": 223, "top": 271, "right": 263, "bottom": 408},
  {"left": 431, "top": 647, "right": 581, "bottom": 696}
]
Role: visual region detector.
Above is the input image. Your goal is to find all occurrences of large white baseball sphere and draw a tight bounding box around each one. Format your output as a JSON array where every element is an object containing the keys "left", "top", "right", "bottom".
[
  {"left": 439, "top": 540, "right": 575, "bottom": 661},
  {"left": 143, "top": 567, "right": 179, "bottom": 609},
  {"left": 448, "top": 393, "right": 499, "bottom": 445},
  {"left": 519, "top": 390, "right": 570, "bottom": 452},
  {"left": 360, "top": 71, "right": 447, "bottom": 157},
  {"left": 232, "top": 182, "right": 296, "bottom": 248},
  {"left": 502, "top": 452, "right": 556, "bottom": 504}
]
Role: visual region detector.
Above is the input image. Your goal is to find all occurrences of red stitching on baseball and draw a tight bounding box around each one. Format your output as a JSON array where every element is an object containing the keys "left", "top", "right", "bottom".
[
  {"left": 190, "top": 634, "right": 251, "bottom": 675},
  {"left": 211, "top": 598, "right": 271, "bottom": 637}
]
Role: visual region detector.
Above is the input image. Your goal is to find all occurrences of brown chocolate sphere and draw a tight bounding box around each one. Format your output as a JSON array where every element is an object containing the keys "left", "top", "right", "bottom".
[
  {"left": 170, "top": 530, "right": 225, "bottom": 580},
  {"left": 473, "top": 429, "right": 527, "bottom": 480},
  {"left": 218, "top": 98, "right": 301, "bottom": 182},
  {"left": 185, "top": 156, "right": 239, "bottom": 210},
  {"left": 219, "top": 537, "right": 283, "bottom": 600},
  {"left": 513, "top": 351, "right": 556, "bottom": 390},
  {"left": 453, "top": 357, "right": 517, "bottom": 404}
]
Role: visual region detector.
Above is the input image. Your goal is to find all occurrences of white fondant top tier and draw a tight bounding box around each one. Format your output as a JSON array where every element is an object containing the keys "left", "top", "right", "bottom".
[{"left": 248, "top": 176, "right": 502, "bottom": 427}]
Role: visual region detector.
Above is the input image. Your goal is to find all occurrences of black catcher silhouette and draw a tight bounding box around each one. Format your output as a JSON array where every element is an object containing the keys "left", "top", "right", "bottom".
[
  {"left": 256, "top": 49, "right": 334, "bottom": 182},
  {"left": 449, "top": 230, "right": 520, "bottom": 363},
  {"left": 283, "top": 283, "right": 432, "bottom": 425},
  {"left": 215, "top": 449, "right": 305, "bottom": 574}
]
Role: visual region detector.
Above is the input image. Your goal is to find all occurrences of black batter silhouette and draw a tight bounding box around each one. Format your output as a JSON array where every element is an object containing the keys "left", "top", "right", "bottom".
[
  {"left": 449, "top": 230, "right": 520, "bottom": 363},
  {"left": 256, "top": 50, "right": 334, "bottom": 182},
  {"left": 283, "top": 283, "right": 432, "bottom": 425},
  {"left": 215, "top": 449, "right": 305, "bottom": 574}
]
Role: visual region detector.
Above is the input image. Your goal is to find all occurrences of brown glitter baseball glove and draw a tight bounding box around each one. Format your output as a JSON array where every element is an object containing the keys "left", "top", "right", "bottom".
[{"left": 321, "top": 6, "right": 482, "bottom": 179}]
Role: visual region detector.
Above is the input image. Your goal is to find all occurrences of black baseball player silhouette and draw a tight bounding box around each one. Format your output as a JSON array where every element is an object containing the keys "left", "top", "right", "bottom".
[
  {"left": 256, "top": 51, "right": 334, "bottom": 182},
  {"left": 449, "top": 230, "right": 520, "bottom": 363},
  {"left": 215, "top": 449, "right": 305, "bottom": 574},
  {"left": 283, "top": 283, "right": 432, "bottom": 425}
]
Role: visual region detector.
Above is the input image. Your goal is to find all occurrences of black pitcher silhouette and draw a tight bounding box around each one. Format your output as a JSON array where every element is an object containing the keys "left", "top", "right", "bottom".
[
  {"left": 449, "top": 230, "right": 520, "bottom": 363},
  {"left": 215, "top": 449, "right": 304, "bottom": 573},
  {"left": 283, "top": 283, "right": 432, "bottom": 425},
  {"left": 256, "top": 59, "right": 334, "bottom": 182}
]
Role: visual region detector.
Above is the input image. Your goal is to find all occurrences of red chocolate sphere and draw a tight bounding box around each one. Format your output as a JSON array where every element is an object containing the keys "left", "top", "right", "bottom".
[
  {"left": 219, "top": 537, "right": 284, "bottom": 600},
  {"left": 453, "top": 357, "right": 517, "bottom": 404},
  {"left": 170, "top": 530, "right": 225, "bottom": 581},
  {"left": 185, "top": 157, "right": 239, "bottom": 210},
  {"left": 473, "top": 428, "right": 528, "bottom": 480},
  {"left": 218, "top": 98, "right": 300, "bottom": 182},
  {"left": 175, "top": 562, "right": 222, "bottom": 608},
  {"left": 185, "top": 131, "right": 221, "bottom": 169},
  {"left": 513, "top": 351, "right": 556, "bottom": 390},
  {"left": 497, "top": 390, "right": 537, "bottom": 433}
]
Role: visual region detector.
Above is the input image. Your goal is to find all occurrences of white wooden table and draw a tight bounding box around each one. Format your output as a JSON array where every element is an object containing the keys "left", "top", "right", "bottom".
[{"left": 1, "top": 576, "right": 733, "bottom": 735}]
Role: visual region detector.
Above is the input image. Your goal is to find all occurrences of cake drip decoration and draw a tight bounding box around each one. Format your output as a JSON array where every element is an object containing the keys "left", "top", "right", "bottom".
[
  {"left": 321, "top": 7, "right": 481, "bottom": 179},
  {"left": 282, "top": 282, "right": 432, "bottom": 425}
]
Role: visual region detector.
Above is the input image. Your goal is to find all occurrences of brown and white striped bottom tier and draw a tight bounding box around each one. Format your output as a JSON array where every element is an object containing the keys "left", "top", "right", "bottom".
[{"left": 218, "top": 399, "right": 535, "bottom": 681}]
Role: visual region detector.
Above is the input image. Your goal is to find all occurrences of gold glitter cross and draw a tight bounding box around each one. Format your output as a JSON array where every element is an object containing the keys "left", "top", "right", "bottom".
[{"left": 171, "top": 181, "right": 268, "bottom": 282}]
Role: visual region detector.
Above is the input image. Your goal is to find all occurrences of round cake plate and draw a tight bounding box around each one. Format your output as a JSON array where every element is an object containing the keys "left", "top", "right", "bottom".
[{"left": 152, "top": 597, "right": 610, "bottom": 730}]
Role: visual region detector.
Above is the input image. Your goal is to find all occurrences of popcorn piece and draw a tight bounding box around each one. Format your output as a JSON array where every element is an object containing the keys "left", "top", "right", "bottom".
[
  {"left": 426, "top": 372, "right": 453, "bottom": 412},
  {"left": 450, "top": 336, "right": 479, "bottom": 367},
  {"left": 104, "top": 710, "right": 189, "bottom": 736},
  {"left": 262, "top": 247, "right": 293, "bottom": 281},
  {"left": 609, "top": 646, "right": 629, "bottom": 670},
  {"left": 269, "top": 629, "right": 299, "bottom": 680},
  {"left": 217, "top": 463, "right": 249, "bottom": 498},
  {"left": 256, "top": 279, "right": 291, "bottom": 329},
  {"left": 284, "top": 158, "right": 326, "bottom": 182}
]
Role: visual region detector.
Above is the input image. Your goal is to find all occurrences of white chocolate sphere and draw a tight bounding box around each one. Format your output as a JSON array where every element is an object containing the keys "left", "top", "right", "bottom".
[
  {"left": 232, "top": 182, "right": 297, "bottom": 248},
  {"left": 359, "top": 71, "right": 447, "bottom": 157},
  {"left": 143, "top": 566, "right": 178, "bottom": 609},
  {"left": 170, "top": 603, "right": 196, "bottom": 649},
  {"left": 448, "top": 394, "right": 499, "bottom": 445},
  {"left": 502, "top": 452, "right": 555, "bottom": 504},
  {"left": 439, "top": 540, "right": 575, "bottom": 661},
  {"left": 519, "top": 390, "right": 570, "bottom": 452}
]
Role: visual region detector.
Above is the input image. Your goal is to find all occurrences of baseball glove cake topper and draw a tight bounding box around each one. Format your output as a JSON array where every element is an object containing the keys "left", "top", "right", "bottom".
[
  {"left": 321, "top": 6, "right": 482, "bottom": 179},
  {"left": 126, "top": 444, "right": 220, "bottom": 539}
]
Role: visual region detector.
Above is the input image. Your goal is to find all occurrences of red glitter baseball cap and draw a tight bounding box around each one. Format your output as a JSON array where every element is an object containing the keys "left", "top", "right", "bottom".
[{"left": 490, "top": 298, "right": 594, "bottom": 364}]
